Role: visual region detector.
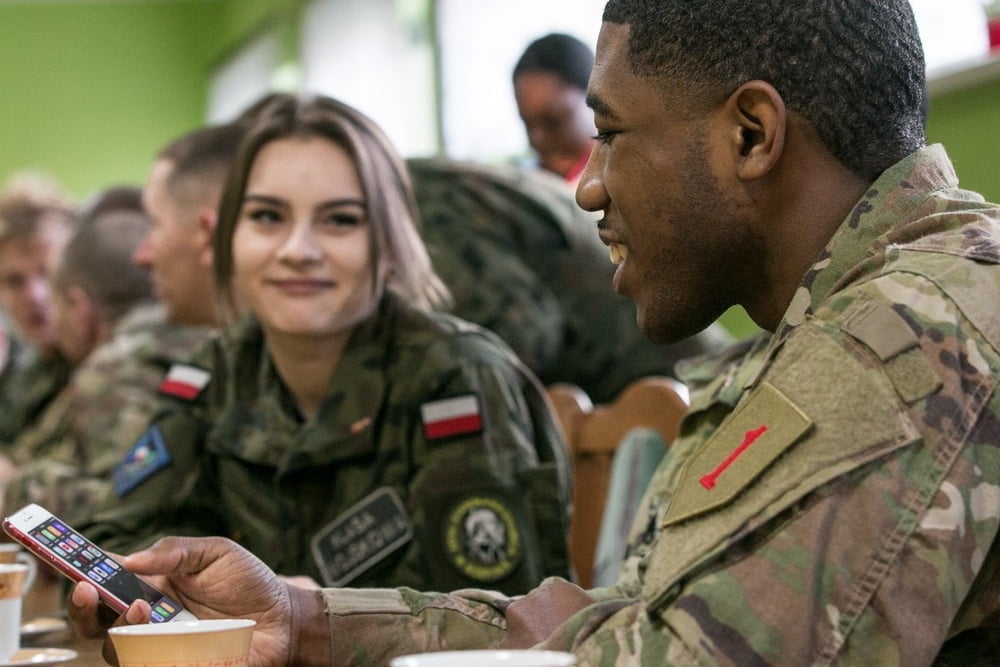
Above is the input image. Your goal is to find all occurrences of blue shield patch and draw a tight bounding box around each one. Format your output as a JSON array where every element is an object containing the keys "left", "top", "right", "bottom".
[{"left": 113, "top": 425, "right": 173, "bottom": 497}]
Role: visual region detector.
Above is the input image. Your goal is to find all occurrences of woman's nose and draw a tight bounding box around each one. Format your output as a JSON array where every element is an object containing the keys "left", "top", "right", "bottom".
[{"left": 277, "top": 221, "right": 323, "bottom": 263}]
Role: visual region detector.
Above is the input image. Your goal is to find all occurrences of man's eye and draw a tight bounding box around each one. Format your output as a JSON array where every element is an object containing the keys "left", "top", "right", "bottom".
[
  {"left": 592, "top": 130, "right": 618, "bottom": 144},
  {"left": 1, "top": 275, "right": 25, "bottom": 290}
]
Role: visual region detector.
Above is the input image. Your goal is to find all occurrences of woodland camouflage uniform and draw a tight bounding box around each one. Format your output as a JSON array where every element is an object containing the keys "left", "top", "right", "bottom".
[
  {"left": 0, "top": 339, "right": 70, "bottom": 444},
  {"left": 2, "top": 303, "right": 213, "bottom": 524},
  {"left": 82, "top": 294, "right": 570, "bottom": 596},
  {"left": 316, "top": 147, "right": 1000, "bottom": 665}
]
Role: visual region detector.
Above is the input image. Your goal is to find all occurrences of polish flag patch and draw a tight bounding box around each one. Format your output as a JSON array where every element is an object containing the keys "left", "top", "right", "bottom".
[
  {"left": 158, "top": 363, "right": 211, "bottom": 400},
  {"left": 421, "top": 394, "right": 483, "bottom": 440}
]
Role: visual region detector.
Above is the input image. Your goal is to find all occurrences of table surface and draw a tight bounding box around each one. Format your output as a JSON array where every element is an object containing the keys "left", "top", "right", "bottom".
[{"left": 20, "top": 571, "right": 108, "bottom": 665}]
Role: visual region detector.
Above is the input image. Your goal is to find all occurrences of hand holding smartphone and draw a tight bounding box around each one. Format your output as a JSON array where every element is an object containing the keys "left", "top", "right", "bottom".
[{"left": 3, "top": 503, "right": 196, "bottom": 622}]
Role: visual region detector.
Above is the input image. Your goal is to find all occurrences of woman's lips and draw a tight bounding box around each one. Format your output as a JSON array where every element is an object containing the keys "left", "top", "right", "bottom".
[{"left": 269, "top": 279, "right": 334, "bottom": 295}]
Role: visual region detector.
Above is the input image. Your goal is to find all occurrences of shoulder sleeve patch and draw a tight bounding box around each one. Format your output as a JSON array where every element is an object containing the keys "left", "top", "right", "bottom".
[
  {"left": 310, "top": 487, "right": 413, "bottom": 587},
  {"left": 663, "top": 381, "right": 813, "bottom": 526},
  {"left": 420, "top": 394, "right": 483, "bottom": 440},
  {"left": 443, "top": 494, "right": 523, "bottom": 583},
  {"left": 158, "top": 363, "right": 211, "bottom": 400},
  {"left": 113, "top": 425, "right": 173, "bottom": 497}
]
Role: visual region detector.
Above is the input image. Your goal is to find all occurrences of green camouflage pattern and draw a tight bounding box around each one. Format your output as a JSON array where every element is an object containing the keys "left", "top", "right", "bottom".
[
  {"left": 0, "top": 338, "right": 71, "bottom": 444},
  {"left": 320, "top": 146, "right": 1000, "bottom": 665},
  {"left": 1, "top": 304, "right": 212, "bottom": 524},
  {"left": 409, "top": 158, "right": 731, "bottom": 404},
  {"left": 83, "top": 294, "right": 571, "bottom": 595}
]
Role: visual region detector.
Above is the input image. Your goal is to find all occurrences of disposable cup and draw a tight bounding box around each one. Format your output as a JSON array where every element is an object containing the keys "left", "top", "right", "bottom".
[{"left": 108, "top": 618, "right": 256, "bottom": 666}]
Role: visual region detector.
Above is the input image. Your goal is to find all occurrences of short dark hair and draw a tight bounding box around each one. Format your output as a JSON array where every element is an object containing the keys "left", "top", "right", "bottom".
[
  {"left": 78, "top": 185, "right": 143, "bottom": 221},
  {"left": 56, "top": 191, "right": 152, "bottom": 324},
  {"left": 602, "top": 0, "right": 927, "bottom": 181},
  {"left": 157, "top": 122, "right": 246, "bottom": 205},
  {"left": 513, "top": 33, "right": 594, "bottom": 91}
]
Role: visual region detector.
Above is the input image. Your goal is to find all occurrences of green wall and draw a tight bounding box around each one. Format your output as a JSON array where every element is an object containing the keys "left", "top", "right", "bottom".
[
  {"left": 0, "top": 0, "right": 224, "bottom": 198},
  {"left": 927, "top": 78, "right": 1000, "bottom": 204},
  {"left": 0, "top": 0, "right": 993, "bottom": 342},
  {"left": 0, "top": 0, "right": 301, "bottom": 200}
]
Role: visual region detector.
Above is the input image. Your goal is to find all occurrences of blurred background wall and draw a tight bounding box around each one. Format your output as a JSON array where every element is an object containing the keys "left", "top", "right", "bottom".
[{"left": 0, "top": 0, "right": 997, "bottom": 340}]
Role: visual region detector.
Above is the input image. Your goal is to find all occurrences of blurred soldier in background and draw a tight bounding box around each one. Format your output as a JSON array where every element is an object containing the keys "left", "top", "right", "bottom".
[
  {"left": 1, "top": 187, "right": 213, "bottom": 524},
  {"left": 0, "top": 175, "right": 76, "bottom": 443}
]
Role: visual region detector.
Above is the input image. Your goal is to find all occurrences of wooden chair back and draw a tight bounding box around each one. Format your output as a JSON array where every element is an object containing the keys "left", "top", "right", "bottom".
[{"left": 547, "top": 376, "right": 688, "bottom": 587}]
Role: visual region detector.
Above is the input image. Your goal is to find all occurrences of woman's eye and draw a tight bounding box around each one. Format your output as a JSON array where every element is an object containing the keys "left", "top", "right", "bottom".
[
  {"left": 322, "top": 211, "right": 364, "bottom": 228},
  {"left": 247, "top": 208, "right": 282, "bottom": 225}
]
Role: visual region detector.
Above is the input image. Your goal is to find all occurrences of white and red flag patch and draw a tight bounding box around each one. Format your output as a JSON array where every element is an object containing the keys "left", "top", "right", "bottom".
[
  {"left": 421, "top": 394, "right": 483, "bottom": 440},
  {"left": 158, "top": 363, "right": 211, "bottom": 400}
]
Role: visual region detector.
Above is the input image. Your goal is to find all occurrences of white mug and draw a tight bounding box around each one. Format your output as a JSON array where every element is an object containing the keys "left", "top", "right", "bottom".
[
  {"left": 0, "top": 563, "right": 30, "bottom": 662},
  {"left": 391, "top": 650, "right": 577, "bottom": 667},
  {"left": 0, "top": 544, "right": 36, "bottom": 594}
]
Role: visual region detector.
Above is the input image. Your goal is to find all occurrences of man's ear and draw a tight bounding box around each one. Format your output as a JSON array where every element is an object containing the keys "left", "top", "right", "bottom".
[
  {"left": 66, "top": 285, "right": 98, "bottom": 338},
  {"left": 724, "top": 80, "right": 786, "bottom": 181},
  {"left": 196, "top": 206, "right": 218, "bottom": 269}
]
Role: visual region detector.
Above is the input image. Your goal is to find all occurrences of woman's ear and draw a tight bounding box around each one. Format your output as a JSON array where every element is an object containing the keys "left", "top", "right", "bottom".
[{"left": 725, "top": 80, "right": 786, "bottom": 182}]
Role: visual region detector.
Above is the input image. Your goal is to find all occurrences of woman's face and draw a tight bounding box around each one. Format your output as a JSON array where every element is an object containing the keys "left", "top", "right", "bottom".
[{"left": 232, "top": 136, "right": 383, "bottom": 341}]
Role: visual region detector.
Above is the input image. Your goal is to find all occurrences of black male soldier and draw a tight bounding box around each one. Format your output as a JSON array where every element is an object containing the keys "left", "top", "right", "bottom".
[{"left": 69, "top": 1, "right": 1000, "bottom": 664}]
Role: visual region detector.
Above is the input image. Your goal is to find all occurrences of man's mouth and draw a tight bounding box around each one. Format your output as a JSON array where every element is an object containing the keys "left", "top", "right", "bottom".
[{"left": 609, "top": 243, "right": 628, "bottom": 266}]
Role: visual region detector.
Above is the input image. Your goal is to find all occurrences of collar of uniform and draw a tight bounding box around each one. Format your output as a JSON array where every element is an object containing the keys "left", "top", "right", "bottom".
[
  {"left": 772, "top": 144, "right": 957, "bottom": 345},
  {"left": 214, "top": 301, "right": 394, "bottom": 468},
  {"left": 676, "top": 332, "right": 772, "bottom": 413},
  {"left": 288, "top": 296, "right": 397, "bottom": 466}
]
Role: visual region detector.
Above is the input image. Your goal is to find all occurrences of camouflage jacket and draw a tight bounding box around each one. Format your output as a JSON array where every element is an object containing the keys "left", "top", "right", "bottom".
[
  {"left": 409, "top": 158, "right": 730, "bottom": 404},
  {"left": 320, "top": 146, "right": 1000, "bottom": 666},
  {"left": 0, "top": 337, "right": 71, "bottom": 445},
  {"left": 2, "top": 303, "right": 213, "bottom": 524},
  {"left": 83, "top": 295, "right": 571, "bottom": 595}
]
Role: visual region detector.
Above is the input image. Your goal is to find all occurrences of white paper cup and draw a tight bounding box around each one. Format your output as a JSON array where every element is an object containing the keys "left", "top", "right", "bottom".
[
  {"left": 0, "top": 544, "right": 36, "bottom": 593},
  {"left": 391, "top": 650, "right": 577, "bottom": 667},
  {"left": 0, "top": 563, "right": 30, "bottom": 662},
  {"left": 108, "top": 618, "right": 256, "bottom": 666}
]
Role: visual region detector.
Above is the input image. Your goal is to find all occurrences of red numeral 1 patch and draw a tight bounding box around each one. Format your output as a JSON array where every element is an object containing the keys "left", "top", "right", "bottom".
[{"left": 699, "top": 425, "right": 768, "bottom": 490}]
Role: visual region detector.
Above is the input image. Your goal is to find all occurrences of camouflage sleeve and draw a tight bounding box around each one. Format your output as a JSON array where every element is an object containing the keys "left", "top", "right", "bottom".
[
  {"left": 79, "top": 401, "right": 225, "bottom": 554},
  {"left": 399, "top": 329, "right": 571, "bottom": 595},
  {"left": 321, "top": 586, "right": 512, "bottom": 664},
  {"left": 2, "top": 351, "right": 170, "bottom": 523}
]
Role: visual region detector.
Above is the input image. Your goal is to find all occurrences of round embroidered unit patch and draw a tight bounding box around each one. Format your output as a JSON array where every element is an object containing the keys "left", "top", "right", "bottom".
[{"left": 443, "top": 495, "right": 522, "bottom": 582}]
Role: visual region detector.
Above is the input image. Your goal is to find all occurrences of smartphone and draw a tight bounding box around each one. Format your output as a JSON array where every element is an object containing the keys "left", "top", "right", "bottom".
[{"left": 3, "top": 503, "right": 196, "bottom": 622}]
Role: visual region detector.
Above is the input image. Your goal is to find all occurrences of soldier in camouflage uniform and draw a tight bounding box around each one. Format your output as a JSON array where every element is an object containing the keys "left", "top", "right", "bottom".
[
  {"left": 1, "top": 191, "right": 214, "bottom": 525},
  {"left": 67, "top": 1, "right": 1000, "bottom": 665},
  {"left": 81, "top": 94, "right": 570, "bottom": 595},
  {"left": 0, "top": 335, "right": 70, "bottom": 443},
  {"left": 0, "top": 176, "right": 75, "bottom": 443},
  {"left": 410, "top": 157, "right": 730, "bottom": 404},
  {"left": 2, "top": 304, "right": 212, "bottom": 523}
]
